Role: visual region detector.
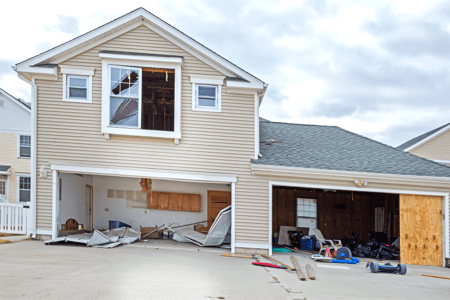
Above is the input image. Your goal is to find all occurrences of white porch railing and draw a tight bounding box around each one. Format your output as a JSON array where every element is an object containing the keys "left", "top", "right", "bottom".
[{"left": 0, "top": 203, "right": 27, "bottom": 234}]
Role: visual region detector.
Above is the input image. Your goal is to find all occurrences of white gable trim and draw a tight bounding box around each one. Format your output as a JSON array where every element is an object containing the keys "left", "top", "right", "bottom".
[
  {"left": 16, "top": 8, "right": 265, "bottom": 89},
  {"left": 402, "top": 124, "right": 450, "bottom": 152},
  {"left": 0, "top": 89, "right": 31, "bottom": 113}
]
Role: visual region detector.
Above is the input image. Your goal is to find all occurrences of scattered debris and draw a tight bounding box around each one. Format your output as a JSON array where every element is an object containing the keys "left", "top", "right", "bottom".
[
  {"left": 252, "top": 262, "right": 286, "bottom": 269},
  {"left": 261, "top": 254, "right": 294, "bottom": 271},
  {"left": 343, "top": 233, "right": 400, "bottom": 260},
  {"left": 290, "top": 256, "right": 306, "bottom": 281},
  {"left": 421, "top": 274, "right": 450, "bottom": 280},
  {"left": 367, "top": 262, "right": 407, "bottom": 275},
  {"left": 44, "top": 227, "right": 140, "bottom": 248}
]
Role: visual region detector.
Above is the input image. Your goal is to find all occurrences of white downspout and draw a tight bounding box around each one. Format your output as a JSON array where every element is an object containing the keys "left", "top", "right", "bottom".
[{"left": 17, "top": 74, "right": 37, "bottom": 239}]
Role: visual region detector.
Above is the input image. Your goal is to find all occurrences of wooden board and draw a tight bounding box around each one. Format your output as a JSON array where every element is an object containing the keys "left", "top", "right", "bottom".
[
  {"left": 169, "top": 193, "right": 182, "bottom": 211},
  {"left": 400, "top": 194, "right": 442, "bottom": 266},
  {"left": 158, "top": 192, "right": 170, "bottom": 210},
  {"left": 207, "top": 191, "right": 231, "bottom": 227},
  {"left": 180, "top": 194, "right": 190, "bottom": 211},
  {"left": 147, "top": 191, "right": 158, "bottom": 209},
  {"left": 189, "top": 194, "right": 201, "bottom": 212}
]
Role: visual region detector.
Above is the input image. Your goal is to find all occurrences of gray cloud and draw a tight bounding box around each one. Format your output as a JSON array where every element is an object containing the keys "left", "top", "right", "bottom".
[{"left": 44, "top": 14, "right": 80, "bottom": 35}]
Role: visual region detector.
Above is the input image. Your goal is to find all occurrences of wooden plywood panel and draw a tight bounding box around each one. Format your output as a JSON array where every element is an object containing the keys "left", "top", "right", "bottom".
[
  {"left": 400, "top": 194, "right": 442, "bottom": 266},
  {"left": 286, "top": 190, "right": 296, "bottom": 227},
  {"left": 277, "top": 190, "right": 287, "bottom": 232},
  {"left": 273, "top": 189, "right": 279, "bottom": 235},
  {"left": 189, "top": 194, "right": 201, "bottom": 212},
  {"left": 147, "top": 192, "right": 158, "bottom": 209},
  {"left": 208, "top": 191, "right": 230, "bottom": 226},
  {"left": 158, "top": 192, "right": 170, "bottom": 210},
  {"left": 170, "top": 193, "right": 182, "bottom": 211},
  {"left": 180, "top": 194, "right": 190, "bottom": 211}
]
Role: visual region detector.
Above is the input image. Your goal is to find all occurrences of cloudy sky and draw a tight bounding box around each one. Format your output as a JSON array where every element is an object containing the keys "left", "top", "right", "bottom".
[{"left": 1, "top": 0, "right": 449, "bottom": 147}]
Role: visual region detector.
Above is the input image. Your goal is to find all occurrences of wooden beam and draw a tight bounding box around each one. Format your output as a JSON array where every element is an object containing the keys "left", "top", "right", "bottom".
[
  {"left": 261, "top": 254, "right": 294, "bottom": 271},
  {"left": 306, "top": 264, "right": 315, "bottom": 280},
  {"left": 290, "top": 256, "right": 306, "bottom": 281}
]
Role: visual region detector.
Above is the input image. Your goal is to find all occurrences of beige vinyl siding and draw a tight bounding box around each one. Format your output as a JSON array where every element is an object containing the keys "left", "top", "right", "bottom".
[
  {"left": 410, "top": 129, "right": 450, "bottom": 161},
  {"left": 0, "top": 132, "right": 31, "bottom": 203}
]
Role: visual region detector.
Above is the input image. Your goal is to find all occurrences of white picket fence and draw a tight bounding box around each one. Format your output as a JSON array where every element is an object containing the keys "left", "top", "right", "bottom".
[{"left": 0, "top": 203, "right": 27, "bottom": 234}]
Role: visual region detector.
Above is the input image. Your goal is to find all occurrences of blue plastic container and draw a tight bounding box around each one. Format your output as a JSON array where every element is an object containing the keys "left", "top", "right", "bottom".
[
  {"left": 109, "top": 220, "right": 132, "bottom": 229},
  {"left": 300, "top": 238, "right": 315, "bottom": 250}
]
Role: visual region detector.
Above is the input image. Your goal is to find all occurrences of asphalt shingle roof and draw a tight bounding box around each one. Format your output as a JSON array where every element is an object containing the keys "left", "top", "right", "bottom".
[
  {"left": 397, "top": 122, "right": 450, "bottom": 150},
  {"left": 0, "top": 166, "right": 11, "bottom": 172},
  {"left": 253, "top": 118, "right": 450, "bottom": 177}
]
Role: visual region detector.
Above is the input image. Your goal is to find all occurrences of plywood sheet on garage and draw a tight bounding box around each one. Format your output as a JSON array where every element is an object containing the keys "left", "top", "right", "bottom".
[{"left": 400, "top": 194, "right": 442, "bottom": 266}]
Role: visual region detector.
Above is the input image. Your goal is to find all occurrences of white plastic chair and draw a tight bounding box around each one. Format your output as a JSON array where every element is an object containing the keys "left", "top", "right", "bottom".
[{"left": 311, "top": 228, "right": 342, "bottom": 254}]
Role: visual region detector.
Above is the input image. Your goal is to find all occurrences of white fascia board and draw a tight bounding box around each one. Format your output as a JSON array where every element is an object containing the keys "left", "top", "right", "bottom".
[
  {"left": 0, "top": 171, "right": 10, "bottom": 175},
  {"left": 15, "top": 65, "right": 58, "bottom": 76},
  {"left": 251, "top": 164, "right": 450, "bottom": 186},
  {"left": 432, "top": 159, "right": 450, "bottom": 164},
  {"left": 60, "top": 65, "right": 95, "bottom": 76},
  {"left": 226, "top": 80, "right": 264, "bottom": 89},
  {"left": 403, "top": 124, "right": 450, "bottom": 152},
  {"left": 226, "top": 87, "right": 260, "bottom": 95},
  {"left": 189, "top": 74, "right": 225, "bottom": 85},
  {"left": 99, "top": 52, "right": 183, "bottom": 65},
  {"left": 50, "top": 162, "right": 237, "bottom": 183}
]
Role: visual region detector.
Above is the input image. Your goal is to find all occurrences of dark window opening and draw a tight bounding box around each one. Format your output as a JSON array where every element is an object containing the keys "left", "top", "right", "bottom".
[{"left": 141, "top": 68, "right": 175, "bottom": 131}]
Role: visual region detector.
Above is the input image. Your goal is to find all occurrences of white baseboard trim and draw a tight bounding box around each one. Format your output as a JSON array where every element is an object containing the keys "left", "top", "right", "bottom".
[{"left": 235, "top": 243, "right": 270, "bottom": 249}]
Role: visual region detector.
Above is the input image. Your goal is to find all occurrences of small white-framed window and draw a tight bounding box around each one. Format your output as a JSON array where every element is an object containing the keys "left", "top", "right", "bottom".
[
  {"left": 18, "top": 175, "right": 31, "bottom": 203},
  {"left": 0, "top": 175, "right": 7, "bottom": 202},
  {"left": 61, "top": 65, "right": 94, "bottom": 103},
  {"left": 67, "top": 75, "right": 89, "bottom": 100},
  {"left": 297, "top": 198, "right": 317, "bottom": 228},
  {"left": 18, "top": 135, "right": 31, "bottom": 158},
  {"left": 194, "top": 84, "right": 220, "bottom": 111}
]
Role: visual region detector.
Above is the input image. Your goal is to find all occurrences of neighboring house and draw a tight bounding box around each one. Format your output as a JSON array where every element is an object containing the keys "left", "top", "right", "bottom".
[
  {"left": 0, "top": 88, "right": 31, "bottom": 203},
  {"left": 12, "top": 8, "right": 449, "bottom": 266},
  {"left": 397, "top": 122, "right": 450, "bottom": 166}
]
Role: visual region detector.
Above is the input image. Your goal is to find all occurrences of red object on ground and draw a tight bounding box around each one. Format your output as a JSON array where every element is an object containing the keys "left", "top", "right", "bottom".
[{"left": 252, "top": 262, "right": 284, "bottom": 269}]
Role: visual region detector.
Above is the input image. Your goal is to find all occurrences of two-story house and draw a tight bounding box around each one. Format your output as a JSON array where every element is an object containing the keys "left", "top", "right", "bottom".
[
  {"left": 13, "top": 8, "right": 450, "bottom": 266},
  {"left": 0, "top": 88, "right": 31, "bottom": 204}
]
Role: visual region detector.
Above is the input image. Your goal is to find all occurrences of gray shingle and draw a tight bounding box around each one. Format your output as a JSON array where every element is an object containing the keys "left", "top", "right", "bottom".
[
  {"left": 253, "top": 119, "right": 450, "bottom": 177},
  {"left": 397, "top": 122, "right": 450, "bottom": 150},
  {"left": 0, "top": 166, "right": 11, "bottom": 172}
]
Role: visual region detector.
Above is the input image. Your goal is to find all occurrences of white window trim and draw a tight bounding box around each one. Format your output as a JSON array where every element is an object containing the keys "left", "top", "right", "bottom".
[
  {"left": 61, "top": 65, "right": 94, "bottom": 103},
  {"left": 16, "top": 174, "right": 31, "bottom": 203},
  {"left": 190, "top": 75, "right": 224, "bottom": 112},
  {"left": 17, "top": 134, "right": 31, "bottom": 159},
  {"left": 101, "top": 58, "right": 182, "bottom": 139},
  {"left": 0, "top": 175, "right": 8, "bottom": 202}
]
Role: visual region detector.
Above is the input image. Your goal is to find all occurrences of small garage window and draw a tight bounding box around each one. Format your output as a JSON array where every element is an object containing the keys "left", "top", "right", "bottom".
[{"left": 297, "top": 198, "right": 317, "bottom": 228}]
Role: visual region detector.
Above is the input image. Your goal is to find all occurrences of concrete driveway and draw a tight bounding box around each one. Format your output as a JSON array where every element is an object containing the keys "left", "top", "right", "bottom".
[{"left": 0, "top": 240, "right": 449, "bottom": 300}]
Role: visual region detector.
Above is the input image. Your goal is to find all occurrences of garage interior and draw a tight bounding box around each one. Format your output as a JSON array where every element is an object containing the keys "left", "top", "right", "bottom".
[
  {"left": 273, "top": 186, "right": 400, "bottom": 245},
  {"left": 272, "top": 186, "right": 444, "bottom": 266}
]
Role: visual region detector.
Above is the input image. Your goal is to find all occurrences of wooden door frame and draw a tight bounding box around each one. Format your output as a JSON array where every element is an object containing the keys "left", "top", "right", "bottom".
[
  {"left": 269, "top": 181, "right": 449, "bottom": 266},
  {"left": 86, "top": 184, "right": 93, "bottom": 229}
]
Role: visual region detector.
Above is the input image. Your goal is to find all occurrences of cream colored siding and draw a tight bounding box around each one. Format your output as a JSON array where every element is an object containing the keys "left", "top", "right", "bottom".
[
  {"left": 410, "top": 129, "right": 450, "bottom": 160},
  {"left": 35, "top": 25, "right": 261, "bottom": 236},
  {"left": 0, "top": 132, "right": 31, "bottom": 203}
]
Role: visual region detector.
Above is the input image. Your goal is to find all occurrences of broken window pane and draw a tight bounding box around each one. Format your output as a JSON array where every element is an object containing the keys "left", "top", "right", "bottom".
[
  {"left": 110, "top": 98, "right": 138, "bottom": 127},
  {"left": 141, "top": 68, "right": 175, "bottom": 131}
]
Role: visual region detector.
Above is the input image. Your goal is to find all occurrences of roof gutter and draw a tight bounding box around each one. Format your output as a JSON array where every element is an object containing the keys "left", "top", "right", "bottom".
[
  {"left": 251, "top": 164, "right": 450, "bottom": 188},
  {"left": 17, "top": 73, "right": 37, "bottom": 239}
]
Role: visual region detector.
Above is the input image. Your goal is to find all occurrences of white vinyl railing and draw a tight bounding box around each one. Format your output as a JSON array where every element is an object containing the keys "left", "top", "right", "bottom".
[{"left": 0, "top": 203, "right": 27, "bottom": 234}]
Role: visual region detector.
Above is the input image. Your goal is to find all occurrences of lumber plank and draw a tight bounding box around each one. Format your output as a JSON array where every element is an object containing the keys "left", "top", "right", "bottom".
[
  {"left": 290, "top": 256, "right": 306, "bottom": 281},
  {"left": 221, "top": 253, "right": 255, "bottom": 259},
  {"left": 421, "top": 274, "right": 450, "bottom": 280},
  {"left": 306, "top": 264, "right": 315, "bottom": 280},
  {"left": 261, "top": 254, "right": 294, "bottom": 271}
]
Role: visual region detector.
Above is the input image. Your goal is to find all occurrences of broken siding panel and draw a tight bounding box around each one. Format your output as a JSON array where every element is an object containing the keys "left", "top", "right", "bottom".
[{"left": 410, "top": 129, "right": 450, "bottom": 161}]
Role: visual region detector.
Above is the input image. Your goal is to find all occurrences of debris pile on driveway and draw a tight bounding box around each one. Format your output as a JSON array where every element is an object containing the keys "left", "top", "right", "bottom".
[
  {"left": 44, "top": 227, "right": 140, "bottom": 248},
  {"left": 342, "top": 233, "right": 400, "bottom": 260}
]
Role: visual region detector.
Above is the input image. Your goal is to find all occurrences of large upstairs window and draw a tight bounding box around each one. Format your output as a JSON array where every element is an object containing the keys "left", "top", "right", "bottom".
[{"left": 101, "top": 53, "right": 181, "bottom": 140}]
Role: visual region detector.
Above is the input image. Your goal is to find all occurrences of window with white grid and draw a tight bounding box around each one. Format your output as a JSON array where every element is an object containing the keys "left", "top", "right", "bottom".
[
  {"left": 0, "top": 175, "right": 6, "bottom": 196},
  {"left": 297, "top": 198, "right": 317, "bottom": 218},
  {"left": 19, "top": 135, "right": 31, "bottom": 158},
  {"left": 18, "top": 176, "right": 31, "bottom": 202}
]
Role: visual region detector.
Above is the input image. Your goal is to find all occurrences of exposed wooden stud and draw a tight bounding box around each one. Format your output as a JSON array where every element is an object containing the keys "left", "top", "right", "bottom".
[
  {"left": 306, "top": 264, "right": 315, "bottom": 280},
  {"left": 261, "top": 254, "right": 294, "bottom": 271}
]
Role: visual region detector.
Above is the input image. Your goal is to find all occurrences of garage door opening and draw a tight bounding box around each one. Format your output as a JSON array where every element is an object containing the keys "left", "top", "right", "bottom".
[{"left": 272, "top": 186, "right": 444, "bottom": 266}]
